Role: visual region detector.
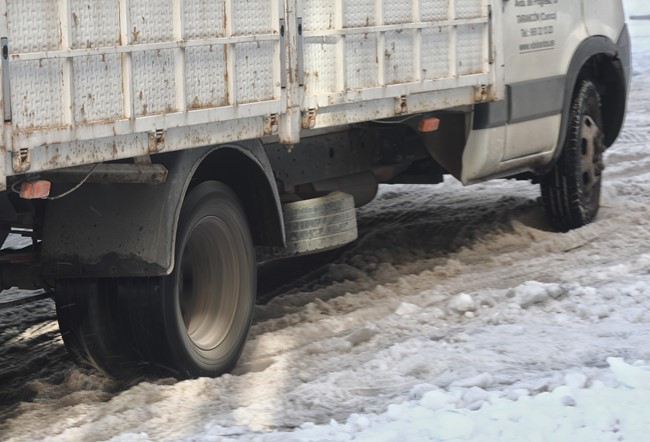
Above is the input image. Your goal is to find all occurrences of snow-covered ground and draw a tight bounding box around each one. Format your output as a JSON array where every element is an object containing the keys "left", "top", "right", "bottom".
[{"left": 2, "top": 3, "right": 650, "bottom": 441}]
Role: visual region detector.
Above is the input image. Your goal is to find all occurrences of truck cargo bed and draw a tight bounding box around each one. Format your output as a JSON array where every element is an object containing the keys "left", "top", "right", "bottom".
[{"left": 0, "top": 0, "right": 495, "bottom": 188}]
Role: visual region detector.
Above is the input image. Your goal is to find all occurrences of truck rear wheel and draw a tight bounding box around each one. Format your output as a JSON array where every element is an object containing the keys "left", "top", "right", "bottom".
[
  {"left": 540, "top": 80, "right": 605, "bottom": 231},
  {"left": 55, "top": 181, "right": 256, "bottom": 379},
  {"left": 55, "top": 278, "right": 136, "bottom": 376},
  {"left": 160, "top": 181, "right": 256, "bottom": 377}
]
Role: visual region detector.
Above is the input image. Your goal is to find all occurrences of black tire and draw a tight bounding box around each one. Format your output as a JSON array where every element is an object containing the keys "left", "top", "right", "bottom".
[
  {"left": 541, "top": 80, "right": 605, "bottom": 231},
  {"left": 159, "top": 181, "right": 256, "bottom": 377},
  {"left": 55, "top": 181, "right": 256, "bottom": 379},
  {"left": 55, "top": 278, "right": 138, "bottom": 377}
]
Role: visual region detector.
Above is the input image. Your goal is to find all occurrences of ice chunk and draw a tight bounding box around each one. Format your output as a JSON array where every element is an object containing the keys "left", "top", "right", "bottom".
[
  {"left": 420, "top": 390, "right": 457, "bottom": 411},
  {"left": 395, "top": 302, "right": 421, "bottom": 316},
  {"left": 462, "top": 386, "right": 490, "bottom": 409},
  {"left": 607, "top": 357, "right": 650, "bottom": 389},
  {"left": 347, "top": 327, "right": 377, "bottom": 347},
  {"left": 564, "top": 372, "right": 588, "bottom": 389},
  {"left": 506, "top": 281, "right": 567, "bottom": 309},
  {"left": 448, "top": 293, "right": 477, "bottom": 313},
  {"left": 409, "top": 383, "right": 437, "bottom": 400}
]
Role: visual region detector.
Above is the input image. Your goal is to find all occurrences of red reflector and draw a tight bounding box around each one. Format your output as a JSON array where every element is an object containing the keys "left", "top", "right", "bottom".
[
  {"left": 20, "top": 180, "right": 51, "bottom": 199},
  {"left": 418, "top": 117, "right": 440, "bottom": 133}
]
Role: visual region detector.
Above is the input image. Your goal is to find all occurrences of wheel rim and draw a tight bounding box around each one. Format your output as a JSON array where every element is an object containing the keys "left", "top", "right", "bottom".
[
  {"left": 178, "top": 216, "right": 239, "bottom": 351},
  {"left": 579, "top": 114, "right": 604, "bottom": 204}
]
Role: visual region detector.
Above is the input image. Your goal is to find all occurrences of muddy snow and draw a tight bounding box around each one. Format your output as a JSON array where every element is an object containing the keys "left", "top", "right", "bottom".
[{"left": 2, "top": 3, "right": 650, "bottom": 441}]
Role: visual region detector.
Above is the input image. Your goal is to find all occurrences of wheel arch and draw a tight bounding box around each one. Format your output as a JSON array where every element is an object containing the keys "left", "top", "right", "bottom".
[
  {"left": 555, "top": 27, "right": 630, "bottom": 165},
  {"left": 43, "top": 140, "right": 284, "bottom": 279},
  {"left": 186, "top": 143, "right": 285, "bottom": 249}
]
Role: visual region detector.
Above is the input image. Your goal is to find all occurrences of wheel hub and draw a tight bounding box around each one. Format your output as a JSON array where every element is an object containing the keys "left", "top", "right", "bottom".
[
  {"left": 580, "top": 115, "right": 604, "bottom": 202},
  {"left": 179, "top": 216, "right": 239, "bottom": 351}
]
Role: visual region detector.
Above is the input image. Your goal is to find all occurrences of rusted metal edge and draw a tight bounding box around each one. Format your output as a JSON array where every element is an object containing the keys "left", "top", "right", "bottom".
[{"left": 41, "top": 163, "right": 168, "bottom": 184}]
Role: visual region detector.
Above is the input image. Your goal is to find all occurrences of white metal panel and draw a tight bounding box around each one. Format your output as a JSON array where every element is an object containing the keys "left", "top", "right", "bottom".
[
  {"left": 502, "top": 0, "right": 583, "bottom": 83},
  {"left": 343, "top": 0, "right": 376, "bottom": 28},
  {"left": 129, "top": 0, "right": 174, "bottom": 44},
  {"left": 384, "top": 0, "right": 412, "bottom": 25},
  {"left": 455, "top": 0, "right": 484, "bottom": 19},
  {"left": 384, "top": 30, "right": 416, "bottom": 84},
  {"left": 421, "top": 28, "right": 451, "bottom": 80},
  {"left": 69, "top": 1, "right": 120, "bottom": 49},
  {"left": 184, "top": 0, "right": 227, "bottom": 38},
  {"left": 6, "top": 0, "right": 65, "bottom": 131},
  {"left": 345, "top": 34, "right": 379, "bottom": 90},
  {"left": 311, "top": 87, "right": 478, "bottom": 129},
  {"left": 303, "top": 40, "right": 339, "bottom": 94},
  {"left": 300, "top": 0, "right": 493, "bottom": 128},
  {"left": 235, "top": 41, "right": 277, "bottom": 103},
  {"left": 457, "top": 24, "right": 486, "bottom": 76},
  {"left": 421, "top": 0, "right": 448, "bottom": 21},
  {"left": 302, "top": 0, "right": 336, "bottom": 32},
  {"left": 132, "top": 50, "right": 178, "bottom": 116},
  {"left": 6, "top": 0, "right": 60, "bottom": 52},
  {"left": 583, "top": 0, "right": 625, "bottom": 42},
  {"left": 2, "top": 0, "right": 285, "bottom": 177},
  {"left": 185, "top": 46, "right": 229, "bottom": 109},
  {"left": 233, "top": 0, "right": 275, "bottom": 35},
  {"left": 73, "top": 54, "right": 123, "bottom": 123},
  {"left": 10, "top": 59, "right": 66, "bottom": 130}
]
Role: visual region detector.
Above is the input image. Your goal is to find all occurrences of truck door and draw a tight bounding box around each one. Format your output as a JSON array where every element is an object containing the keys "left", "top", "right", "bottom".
[{"left": 500, "top": 0, "right": 585, "bottom": 161}]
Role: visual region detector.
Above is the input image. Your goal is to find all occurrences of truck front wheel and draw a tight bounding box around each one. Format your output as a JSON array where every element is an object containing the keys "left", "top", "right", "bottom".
[
  {"left": 540, "top": 80, "right": 605, "bottom": 231},
  {"left": 55, "top": 181, "right": 256, "bottom": 379}
]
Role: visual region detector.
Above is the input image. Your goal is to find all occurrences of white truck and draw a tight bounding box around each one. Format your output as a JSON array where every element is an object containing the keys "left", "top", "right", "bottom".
[{"left": 0, "top": 0, "right": 630, "bottom": 379}]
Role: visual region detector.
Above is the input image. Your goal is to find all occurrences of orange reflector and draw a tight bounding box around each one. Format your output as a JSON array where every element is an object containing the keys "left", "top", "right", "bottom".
[
  {"left": 418, "top": 117, "right": 440, "bottom": 133},
  {"left": 20, "top": 180, "right": 51, "bottom": 199}
]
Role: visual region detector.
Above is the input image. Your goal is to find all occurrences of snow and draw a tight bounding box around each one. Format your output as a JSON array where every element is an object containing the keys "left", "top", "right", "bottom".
[{"left": 2, "top": 2, "right": 650, "bottom": 440}]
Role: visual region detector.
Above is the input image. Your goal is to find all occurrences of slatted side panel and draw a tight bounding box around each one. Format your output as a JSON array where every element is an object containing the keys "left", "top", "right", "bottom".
[
  {"left": 4, "top": 0, "right": 283, "bottom": 140},
  {"left": 185, "top": 0, "right": 228, "bottom": 110},
  {"left": 7, "top": 0, "right": 65, "bottom": 130},
  {"left": 301, "top": 0, "right": 491, "bottom": 109}
]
